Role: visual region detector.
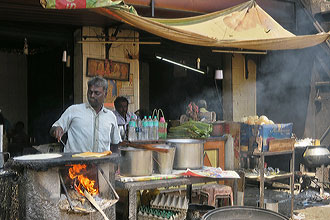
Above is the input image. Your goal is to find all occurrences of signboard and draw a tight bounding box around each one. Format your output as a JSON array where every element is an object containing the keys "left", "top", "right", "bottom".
[{"left": 86, "top": 58, "right": 130, "bottom": 81}]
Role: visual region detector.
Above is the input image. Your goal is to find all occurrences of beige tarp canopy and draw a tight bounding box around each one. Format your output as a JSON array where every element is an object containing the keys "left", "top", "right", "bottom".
[{"left": 92, "top": 0, "right": 330, "bottom": 50}]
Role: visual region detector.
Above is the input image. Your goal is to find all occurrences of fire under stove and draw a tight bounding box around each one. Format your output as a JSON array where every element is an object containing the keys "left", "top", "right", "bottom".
[{"left": 4, "top": 153, "right": 120, "bottom": 220}]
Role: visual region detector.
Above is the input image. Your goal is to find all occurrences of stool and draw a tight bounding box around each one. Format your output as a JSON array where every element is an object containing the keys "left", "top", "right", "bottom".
[{"left": 200, "top": 184, "right": 233, "bottom": 207}]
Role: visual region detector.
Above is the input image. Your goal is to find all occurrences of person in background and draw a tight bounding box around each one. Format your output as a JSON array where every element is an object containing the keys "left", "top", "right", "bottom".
[
  {"left": 50, "top": 76, "right": 121, "bottom": 153},
  {"left": 8, "top": 121, "right": 29, "bottom": 156},
  {"left": 197, "top": 99, "right": 216, "bottom": 123},
  {"left": 113, "top": 96, "right": 137, "bottom": 131},
  {"left": 197, "top": 99, "right": 209, "bottom": 113}
]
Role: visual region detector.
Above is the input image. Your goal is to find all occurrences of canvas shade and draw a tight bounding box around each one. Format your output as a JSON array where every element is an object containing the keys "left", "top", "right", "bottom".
[{"left": 42, "top": 0, "right": 330, "bottom": 50}]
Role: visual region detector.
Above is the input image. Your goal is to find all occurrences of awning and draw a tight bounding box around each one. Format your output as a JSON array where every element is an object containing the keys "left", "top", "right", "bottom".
[{"left": 41, "top": 0, "right": 330, "bottom": 50}]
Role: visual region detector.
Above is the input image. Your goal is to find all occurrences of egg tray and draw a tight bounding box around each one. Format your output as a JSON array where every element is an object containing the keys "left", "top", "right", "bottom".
[
  {"left": 150, "top": 194, "right": 189, "bottom": 212},
  {"left": 138, "top": 205, "right": 186, "bottom": 220}
]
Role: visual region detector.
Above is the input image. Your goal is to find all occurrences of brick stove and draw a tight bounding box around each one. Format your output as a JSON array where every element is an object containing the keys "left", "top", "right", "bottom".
[{"left": 5, "top": 153, "right": 120, "bottom": 220}]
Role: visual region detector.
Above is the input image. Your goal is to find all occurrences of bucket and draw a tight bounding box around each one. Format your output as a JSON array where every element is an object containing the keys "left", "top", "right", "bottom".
[
  {"left": 166, "top": 139, "right": 204, "bottom": 170},
  {"left": 153, "top": 145, "right": 175, "bottom": 174},
  {"left": 257, "top": 199, "right": 279, "bottom": 213},
  {"left": 119, "top": 147, "right": 153, "bottom": 176}
]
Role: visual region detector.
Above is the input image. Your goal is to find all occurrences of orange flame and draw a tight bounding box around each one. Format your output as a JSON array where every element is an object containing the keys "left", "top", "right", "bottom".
[{"left": 68, "top": 164, "right": 99, "bottom": 196}]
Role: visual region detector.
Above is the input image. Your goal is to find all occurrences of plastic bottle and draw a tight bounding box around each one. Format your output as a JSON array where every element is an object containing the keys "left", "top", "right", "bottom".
[
  {"left": 136, "top": 117, "right": 142, "bottom": 141},
  {"left": 158, "top": 117, "right": 167, "bottom": 139},
  {"left": 147, "top": 116, "right": 153, "bottom": 140},
  {"left": 128, "top": 116, "right": 137, "bottom": 141},
  {"left": 142, "top": 116, "right": 148, "bottom": 140},
  {"left": 153, "top": 116, "right": 159, "bottom": 140}
]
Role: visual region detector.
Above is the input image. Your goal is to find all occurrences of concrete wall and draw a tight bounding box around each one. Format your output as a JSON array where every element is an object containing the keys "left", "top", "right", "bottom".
[
  {"left": 74, "top": 27, "right": 140, "bottom": 113},
  {"left": 0, "top": 52, "right": 28, "bottom": 132}
]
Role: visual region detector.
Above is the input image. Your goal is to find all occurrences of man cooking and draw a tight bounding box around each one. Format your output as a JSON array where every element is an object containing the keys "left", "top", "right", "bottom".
[{"left": 50, "top": 76, "right": 121, "bottom": 153}]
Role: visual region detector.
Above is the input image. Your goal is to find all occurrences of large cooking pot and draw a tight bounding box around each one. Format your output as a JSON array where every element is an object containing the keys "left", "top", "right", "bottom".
[
  {"left": 303, "top": 145, "right": 330, "bottom": 167},
  {"left": 119, "top": 147, "right": 153, "bottom": 176},
  {"left": 166, "top": 139, "right": 204, "bottom": 170},
  {"left": 202, "top": 206, "right": 288, "bottom": 220}
]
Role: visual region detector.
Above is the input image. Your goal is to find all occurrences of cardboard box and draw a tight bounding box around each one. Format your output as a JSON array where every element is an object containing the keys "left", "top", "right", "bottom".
[
  {"left": 268, "top": 138, "right": 295, "bottom": 152},
  {"left": 240, "top": 123, "right": 259, "bottom": 152},
  {"left": 258, "top": 123, "right": 293, "bottom": 152}
]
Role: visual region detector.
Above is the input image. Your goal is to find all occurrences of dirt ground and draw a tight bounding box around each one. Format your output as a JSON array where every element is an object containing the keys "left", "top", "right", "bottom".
[
  {"left": 244, "top": 182, "right": 330, "bottom": 220},
  {"left": 294, "top": 204, "right": 330, "bottom": 220}
]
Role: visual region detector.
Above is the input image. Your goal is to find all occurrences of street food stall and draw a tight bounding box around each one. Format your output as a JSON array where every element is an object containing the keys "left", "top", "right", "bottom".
[
  {"left": 1, "top": 0, "right": 330, "bottom": 220},
  {"left": 115, "top": 116, "right": 240, "bottom": 219}
]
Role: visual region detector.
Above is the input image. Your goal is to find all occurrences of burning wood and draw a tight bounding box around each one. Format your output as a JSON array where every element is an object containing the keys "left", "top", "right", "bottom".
[
  {"left": 68, "top": 164, "right": 99, "bottom": 196},
  {"left": 59, "top": 164, "right": 118, "bottom": 216}
]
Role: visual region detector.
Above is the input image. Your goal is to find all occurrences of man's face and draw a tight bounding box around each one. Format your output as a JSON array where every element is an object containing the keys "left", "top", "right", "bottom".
[
  {"left": 116, "top": 101, "right": 128, "bottom": 117},
  {"left": 87, "top": 85, "right": 107, "bottom": 110}
]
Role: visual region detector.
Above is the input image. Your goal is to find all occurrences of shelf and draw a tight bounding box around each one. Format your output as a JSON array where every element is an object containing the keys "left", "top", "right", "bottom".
[
  {"left": 253, "top": 150, "right": 294, "bottom": 156},
  {"left": 255, "top": 148, "right": 294, "bottom": 218},
  {"left": 246, "top": 172, "right": 293, "bottom": 182}
]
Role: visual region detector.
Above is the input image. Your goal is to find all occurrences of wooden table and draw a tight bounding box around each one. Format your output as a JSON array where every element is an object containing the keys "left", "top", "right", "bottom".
[{"left": 116, "top": 176, "right": 238, "bottom": 220}]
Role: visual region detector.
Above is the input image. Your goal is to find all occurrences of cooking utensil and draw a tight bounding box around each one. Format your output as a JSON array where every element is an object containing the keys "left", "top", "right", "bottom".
[
  {"left": 166, "top": 139, "right": 204, "bottom": 170},
  {"left": 119, "top": 141, "right": 169, "bottom": 153},
  {"left": 202, "top": 206, "right": 288, "bottom": 220},
  {"left": 152, "top": 144, "right": 176, "bottom": 174},
  {"left": 59, "top": 138, "right": 66, "bottom": 147},
  {"left": 119, "top": 147, "right": 153, "bottom": 176},
  {"left": 303, "top": 145, "right": 330, "bottom": 167}
]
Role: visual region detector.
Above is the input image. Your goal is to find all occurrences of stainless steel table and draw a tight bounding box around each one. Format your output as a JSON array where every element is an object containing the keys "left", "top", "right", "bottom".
[{"left": 116, "top": 177, "right": 238, "bottom": 220}]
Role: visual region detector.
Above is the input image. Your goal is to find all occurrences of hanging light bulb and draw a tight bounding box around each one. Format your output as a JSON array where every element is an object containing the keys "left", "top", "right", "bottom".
[
  {"left": 196, "top": 57, "right": 201, "bottom": 69},
  {"left": 23, "top": 38, "right": 28, "bottom": 55}
]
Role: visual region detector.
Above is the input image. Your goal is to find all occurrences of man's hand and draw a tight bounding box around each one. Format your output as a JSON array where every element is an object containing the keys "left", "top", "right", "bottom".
[{"left": 50, "top": 126, "right": 64, "bottom": 142}]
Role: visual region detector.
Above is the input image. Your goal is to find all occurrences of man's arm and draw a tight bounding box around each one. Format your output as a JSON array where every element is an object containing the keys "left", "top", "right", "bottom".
[{"left": 50, "top": 126, "right": 64, "bottom": 142}]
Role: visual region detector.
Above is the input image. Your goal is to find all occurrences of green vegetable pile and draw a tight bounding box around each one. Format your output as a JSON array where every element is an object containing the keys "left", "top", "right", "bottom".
[{"left": 168, "top": 120, "right": 212, "bottom": 139}]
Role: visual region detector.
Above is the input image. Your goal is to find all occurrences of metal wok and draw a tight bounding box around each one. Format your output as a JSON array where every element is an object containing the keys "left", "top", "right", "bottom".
[
  {"left": 202, "top": 206, "right": 288, "bottom": 220},
  {"left": 303, "top": 145, "right": 330, "bottom": 167}
]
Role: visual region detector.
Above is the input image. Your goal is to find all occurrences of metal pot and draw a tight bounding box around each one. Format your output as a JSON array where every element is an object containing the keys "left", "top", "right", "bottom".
[
  {"left": 202, "top": 206, "right": 289, "bottom": 220},
  {"left": 119, "top": 147, "right": 153, "bottom": 176},
  {"left": 166, "top": 139, "right": 204, "bottom": 170},
  {"left": 257, "top": 199, "right": 278, "bottom": 213},
  {"left": 303, "top": 145, "right": 330, "bottom": 167},
  {"left": 153, "top": 144, "right": 176, "bottom": 174}
]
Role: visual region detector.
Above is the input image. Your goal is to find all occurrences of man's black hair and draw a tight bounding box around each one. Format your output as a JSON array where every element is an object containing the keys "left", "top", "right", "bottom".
[{"left": 114, "top": 96, "right": 129, "bottom": 109}]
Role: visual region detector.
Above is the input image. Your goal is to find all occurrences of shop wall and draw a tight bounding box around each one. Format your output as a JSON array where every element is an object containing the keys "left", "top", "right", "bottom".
[
  {"left": 231, "top": 54, "right": 257, "bottom": 121},
  {"left": 74, "top": 27, "right": 140, "bottom": 113},
  {"left": 0, "top": 52, "right": 28, "bottom": 132},
  {"left": 222, "top": 54, "right": 233, "bottom": 121}
]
